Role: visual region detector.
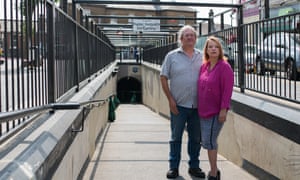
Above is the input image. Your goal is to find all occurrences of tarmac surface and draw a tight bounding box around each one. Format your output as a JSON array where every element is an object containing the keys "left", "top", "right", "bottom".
[{"left": 82, "top": 104, "right": 258, "bottom": 180}]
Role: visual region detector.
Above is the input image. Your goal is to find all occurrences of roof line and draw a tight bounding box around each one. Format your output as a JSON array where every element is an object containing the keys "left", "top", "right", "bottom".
[
  {"left": 74, "top": 1, "right": 242, "bottom": 8},
  {"left": 88, "top": 15, "right": 209, "bottom": 21}
]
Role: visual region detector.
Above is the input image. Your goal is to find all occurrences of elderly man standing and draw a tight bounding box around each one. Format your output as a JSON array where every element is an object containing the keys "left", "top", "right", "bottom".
[{"left": 160, "top": 25, "right": 205, "bottom": 179}]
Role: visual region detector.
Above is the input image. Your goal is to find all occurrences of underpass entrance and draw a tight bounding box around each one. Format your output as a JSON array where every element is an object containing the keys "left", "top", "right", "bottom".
[{"left": 117, "top": 77, "right": 142, "bottom": 104}]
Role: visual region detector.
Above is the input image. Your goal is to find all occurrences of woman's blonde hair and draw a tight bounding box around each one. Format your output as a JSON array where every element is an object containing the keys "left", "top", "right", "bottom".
[{"left": 203, "top": 36, "right": 225, "bottom": 63}]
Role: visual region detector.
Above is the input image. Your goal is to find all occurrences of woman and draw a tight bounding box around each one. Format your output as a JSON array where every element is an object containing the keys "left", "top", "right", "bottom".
[{"left": 197, "top": 36, "right": 234, "bottom": 180}]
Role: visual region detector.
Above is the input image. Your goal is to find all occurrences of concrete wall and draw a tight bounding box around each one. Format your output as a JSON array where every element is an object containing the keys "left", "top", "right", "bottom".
[
  {"left": 0, "top": 62, "right": 118, "bottom": 180},
  {"left": 52, "top": 63, "right": 118, "bottom": 180},
  {"left": 142, "top": 63, "right": 170, "bottom": 117},
  {"left": 141, "top": 62, "right": 300, "bottom": 180},
  {"left": 117, "top": 62, "right": 142, "bottom": 82}
]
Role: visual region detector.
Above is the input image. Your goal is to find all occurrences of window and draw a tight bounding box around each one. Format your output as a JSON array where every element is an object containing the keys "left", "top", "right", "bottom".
[
  {"left": 179, "top": 16, "right": 185, "bottom": 25},
  {"left": 110, "top": 14, "right": 117, "bottom": 24},
  {"left": 128, "top": 13, "right": 134, "bottom": 24}
]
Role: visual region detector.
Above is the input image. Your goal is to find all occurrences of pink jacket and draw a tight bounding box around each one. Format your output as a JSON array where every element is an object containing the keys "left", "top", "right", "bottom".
[{"left": 197, "top": 60, "right": 234, "bottom": 118}]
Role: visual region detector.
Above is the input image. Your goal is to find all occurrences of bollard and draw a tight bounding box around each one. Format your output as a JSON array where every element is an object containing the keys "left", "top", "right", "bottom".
[{"left": 108, "top": 96, "right": 116, "bottom": 122}]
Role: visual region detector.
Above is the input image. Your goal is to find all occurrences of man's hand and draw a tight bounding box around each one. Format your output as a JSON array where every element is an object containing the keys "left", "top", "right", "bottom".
[
  {"left": 160, "top": 76, "right": 179, "bottom": 115},
  {"left": 169, "top": 97, "right": 179, "bottom": 115}
]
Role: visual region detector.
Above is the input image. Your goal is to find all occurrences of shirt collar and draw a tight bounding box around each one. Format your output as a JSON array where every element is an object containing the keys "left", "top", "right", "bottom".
[{"left": 178, "top": 47, "right": 200, "bottom": 55}]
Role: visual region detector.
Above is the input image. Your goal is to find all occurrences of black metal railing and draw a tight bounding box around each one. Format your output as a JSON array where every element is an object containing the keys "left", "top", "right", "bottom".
[
  {"left": 143, "top": 12, "right": 300, "bottom": 103},
  {"left": 0, "top": 0, "right": 115, "bottom": 138},
  {"left": 143, "top": 42, "right": 178, "bottom": 65}
]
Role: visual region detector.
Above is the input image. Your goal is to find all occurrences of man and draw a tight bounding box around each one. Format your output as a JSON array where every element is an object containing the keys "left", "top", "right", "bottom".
[{"left": 160, "top": 25, "right": 205, "bottom": 179}]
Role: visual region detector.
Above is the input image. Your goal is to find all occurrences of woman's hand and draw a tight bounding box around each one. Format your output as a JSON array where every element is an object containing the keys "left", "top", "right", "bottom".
[{"left": 219, "top": 109, "right": 227, "bottom": 123}]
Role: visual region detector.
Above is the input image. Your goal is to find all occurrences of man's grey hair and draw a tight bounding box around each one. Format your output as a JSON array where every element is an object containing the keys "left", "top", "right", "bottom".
[{"left": 177, "top": 25, "right": 198, "bottom": 46}]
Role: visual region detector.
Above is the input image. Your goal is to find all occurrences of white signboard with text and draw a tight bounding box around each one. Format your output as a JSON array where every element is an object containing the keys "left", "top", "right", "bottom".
[{"left": 133, "top": 19, "right": 160, "bottom": 32}]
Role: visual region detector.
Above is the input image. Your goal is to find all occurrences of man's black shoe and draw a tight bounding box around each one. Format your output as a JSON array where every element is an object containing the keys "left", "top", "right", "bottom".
[
  {"left": 166, "top": 169, "right": 179, "bottom": 179},
  {"left": 188, "top": 168, "right": 206, "bottom": 178}
]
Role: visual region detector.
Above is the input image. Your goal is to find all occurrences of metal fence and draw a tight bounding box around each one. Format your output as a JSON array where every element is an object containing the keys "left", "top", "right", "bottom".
[
  {"left": 0, "top": 0, "right": 115, "bottom": 138},
  {"left": 144, "top": 12, "right": 300, "bottom": 104}
]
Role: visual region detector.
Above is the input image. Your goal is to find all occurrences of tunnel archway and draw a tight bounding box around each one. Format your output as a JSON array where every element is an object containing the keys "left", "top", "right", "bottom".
[{"left": 117, "top": 77, "right": 142, "bottom": 104}]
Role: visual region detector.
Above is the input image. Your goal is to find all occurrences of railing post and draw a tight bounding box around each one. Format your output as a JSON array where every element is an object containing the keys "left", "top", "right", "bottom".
[
  {"left": 198, "top": 23, "right": 202, "bottom": 36},
  {"left": 61, "top": 0, "right": 68, "bottom": 13},
  {"left": 237, "top": 6, "right": 245, "bottom": 93},
  {"left": 85, "top": 16, "right": 89, "bottom": 29},
  {"left": 72, "top": 0, "right": 79, "bottom": 92},
  {"left": 86, "top": 19, "right": 91, "bottom": 81},
  {"left": 47, "top": 1, "right": 56, "bottom": 103},
  {"left": 220, "top": 13, "right": 224, "bottom": 30},
  {"left": 74, "top": 26, "right": 79, "bottom": 92},
  {"left": 264, "top": 0, "right": 270, "bottom": 19},
  {"left": 80, "top": 8, "right": 83, "bottom": 25}
]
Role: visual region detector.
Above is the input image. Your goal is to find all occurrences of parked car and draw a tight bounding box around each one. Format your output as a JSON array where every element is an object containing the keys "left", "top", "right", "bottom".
[
  {"left": 0, "top": 47, "right": 3, "bottom": 56},
  {"left": 195, "top": 36, "right": 234, "bottom": 69},
  {"left": 244, "top": 44, "right": 258, "bottom": 73},
  {"left": 256, "top": 32, "right": 300, "bottom": 80},
  {"left": 228, "top": 43, "right": 257, "bottom": 73},
  {"left": 0, "top": 47, "right": 3, "bottom": 65},
  {"left": 22, "top": 46, "right": 43, "bottom": 68}
]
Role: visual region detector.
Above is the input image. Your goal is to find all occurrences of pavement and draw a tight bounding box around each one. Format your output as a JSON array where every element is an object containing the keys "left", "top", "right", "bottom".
[{"left": 82, "top": 104, "right": 258, "bottom": 180}]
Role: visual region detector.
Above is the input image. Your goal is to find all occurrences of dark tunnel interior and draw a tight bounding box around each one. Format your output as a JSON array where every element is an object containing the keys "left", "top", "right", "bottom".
[{"left": 117, "top": 77, "right": 142, "bottom": 103}]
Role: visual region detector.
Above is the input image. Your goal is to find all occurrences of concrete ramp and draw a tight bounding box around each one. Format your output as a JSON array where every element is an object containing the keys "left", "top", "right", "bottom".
[{"left": 82, "top": 104, "right": 257, "bottom": 180}]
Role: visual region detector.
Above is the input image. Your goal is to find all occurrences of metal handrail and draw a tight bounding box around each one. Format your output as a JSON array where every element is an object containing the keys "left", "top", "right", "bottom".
[
  {"left": 0, "top": 95, "right": 114, "bottom": 143},
  {"left": 0, "top": 99, "right": 109, "bottom": 124}
]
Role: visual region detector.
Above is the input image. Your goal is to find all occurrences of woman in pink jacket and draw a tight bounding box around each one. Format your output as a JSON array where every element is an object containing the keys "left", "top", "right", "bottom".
[{"left": 197, "top": 36, "right": 234, "bottom": 180}]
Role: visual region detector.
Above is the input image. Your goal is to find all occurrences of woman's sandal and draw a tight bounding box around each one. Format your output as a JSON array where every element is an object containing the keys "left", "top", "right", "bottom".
[{"left": 207, "top": 170, "right": 221, "bottom": 180}]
